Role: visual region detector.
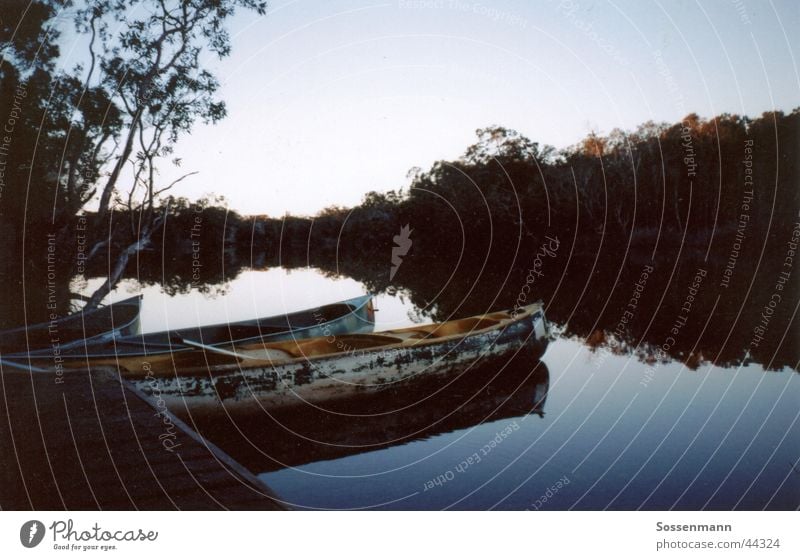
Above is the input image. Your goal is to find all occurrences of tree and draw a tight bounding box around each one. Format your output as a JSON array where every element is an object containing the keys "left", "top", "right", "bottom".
[
  {"left": 463, "top": 126, "right": 554, "bottom": 164},
  {"left": 0, "top": 0, "right": 68, "bottom": 240},
  {"left": 1, "top": 1, "right": 122, "bottom": 232},
  {"left": 69, "top": 0, "right": 267, "bottom": 309},
  {"left": 2, "top": 0, "right": 267, "bottom": 311}
]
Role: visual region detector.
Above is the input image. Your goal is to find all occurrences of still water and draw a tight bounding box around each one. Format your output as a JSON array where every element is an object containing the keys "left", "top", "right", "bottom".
[
  {"left": 260, "top": 339, "right": 797, "bottom": 510},
  {"left": 104, "top": 268, "right": 800, "bottom": 510}
]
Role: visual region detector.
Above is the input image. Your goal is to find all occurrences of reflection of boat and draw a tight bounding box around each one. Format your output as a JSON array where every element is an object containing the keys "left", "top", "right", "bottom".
[
  {"left": 17, "top": 294, "right": 374, "bottom": 362},
  {"left": 0, "top": 295, "right": 142, "bottom": 355},
  {"left": 114, "top": 302, "right": 548, "bottom": 415},
  {"left": 183, "top": 359, "right": 550, "bottom": 473}
]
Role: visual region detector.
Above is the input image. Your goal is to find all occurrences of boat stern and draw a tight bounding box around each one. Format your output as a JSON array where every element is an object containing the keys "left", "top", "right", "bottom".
[{"left": 526, "top": 302, "right": 550, "bottom": 359}]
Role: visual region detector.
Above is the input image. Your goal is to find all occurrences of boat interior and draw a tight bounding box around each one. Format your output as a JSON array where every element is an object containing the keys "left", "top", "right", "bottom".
[{"left": 120, "top": 310, "right": 523, "bottom": 375}]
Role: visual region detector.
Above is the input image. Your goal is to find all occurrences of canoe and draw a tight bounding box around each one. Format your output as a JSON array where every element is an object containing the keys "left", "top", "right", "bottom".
[
  {"left": 16, "top": 294, "right": 374, "bottom": 362},
  {"left": 0, "top": 295, "right": 142, "bottom": 355},
  {"left": 109, "top": 301, "right": 549, "bottom": 415}
]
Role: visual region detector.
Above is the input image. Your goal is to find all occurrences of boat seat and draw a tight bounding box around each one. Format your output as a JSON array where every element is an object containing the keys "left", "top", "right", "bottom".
[
  {"left": 404, "top": 317, "right": 500, "bottom": 338},
  {"left": 484, "top": 312, "right": 511, "bottom": 321},
  {"left": 234, "top": 347, "right": 295, "bottom": 362},
  {"left": 391, "top": 330, "right": 428, "bottom": 340},
  {"left": 288, "top": 334, "right": 405, "bottom": 358}
]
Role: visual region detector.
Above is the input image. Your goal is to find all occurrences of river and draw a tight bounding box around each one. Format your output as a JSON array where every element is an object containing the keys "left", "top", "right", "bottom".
[{"left": 97, "top": 267, "right": 799, "bottom": 510}]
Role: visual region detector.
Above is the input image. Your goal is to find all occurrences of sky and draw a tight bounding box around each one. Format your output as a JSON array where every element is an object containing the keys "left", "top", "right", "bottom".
[{"left": 58, "top": 0, "right": 800, "bottom": 217}]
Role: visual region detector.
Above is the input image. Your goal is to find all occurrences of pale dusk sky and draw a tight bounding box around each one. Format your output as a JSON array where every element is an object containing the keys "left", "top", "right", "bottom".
[{"left": 56, "top": 0, "right": 800, "bottom": 216}]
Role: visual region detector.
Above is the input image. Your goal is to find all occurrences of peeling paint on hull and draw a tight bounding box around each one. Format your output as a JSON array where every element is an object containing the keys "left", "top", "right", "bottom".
[{"left": 127, "top": 305, "right": 549, "bottom": 415}]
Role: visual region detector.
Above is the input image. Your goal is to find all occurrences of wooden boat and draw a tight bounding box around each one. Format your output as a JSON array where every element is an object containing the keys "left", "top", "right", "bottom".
[
  {"left": 106, "top": 301, "right": 548, "bottom": 415},
  {"left": 16, "top": 294, "right": 374, "bottom": 362},
  {"left": 0, "top": 295, "right": 142, "bottom": 355}
]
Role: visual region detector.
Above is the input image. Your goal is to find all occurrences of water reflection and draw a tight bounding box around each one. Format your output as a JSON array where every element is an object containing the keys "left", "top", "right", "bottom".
[
  {"left": 4, "top": 241, "right": 797, "bottom": 374},
  {"left": 313, "top": 251, "right": 799, "bottom": 374},
  {"left": 1, "top": 263, "right": 796, "bottom": 510},
  {"left": 257, "top": 340, "right": 798, "bottom": 511},
  {"left": 182, "top": 355, "right": 549, "bottom": 473}
]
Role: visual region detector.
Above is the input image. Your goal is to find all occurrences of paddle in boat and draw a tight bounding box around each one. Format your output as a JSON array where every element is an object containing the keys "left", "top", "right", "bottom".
[{"left": 103, "top": 301, "right": 549, "bottom": 415}]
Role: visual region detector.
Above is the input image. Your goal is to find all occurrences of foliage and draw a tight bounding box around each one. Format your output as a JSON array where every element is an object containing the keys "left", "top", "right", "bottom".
[{"left": 0, "top": 0, "right": 266, "bottom": 313}]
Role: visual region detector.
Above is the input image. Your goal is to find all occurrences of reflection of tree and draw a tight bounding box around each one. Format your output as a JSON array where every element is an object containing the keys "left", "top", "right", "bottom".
[{"left": 77, "top": 196, "right": 242, "bottom": 297}]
